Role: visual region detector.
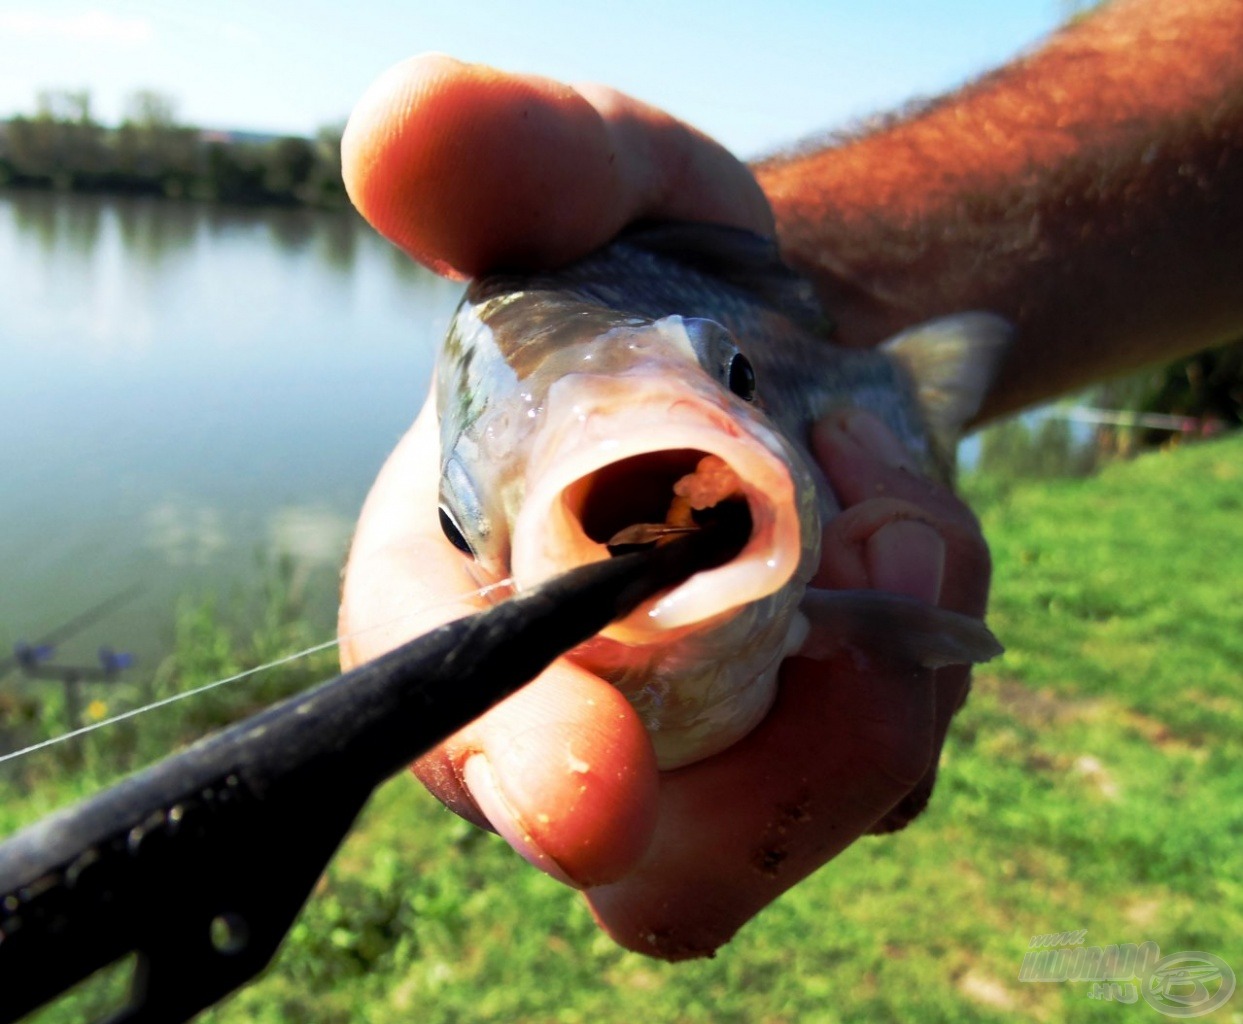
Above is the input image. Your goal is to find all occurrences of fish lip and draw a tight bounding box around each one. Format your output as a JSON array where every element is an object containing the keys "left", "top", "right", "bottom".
[{"left": 510, "top": 372, "right": 807, "bottom": 639}]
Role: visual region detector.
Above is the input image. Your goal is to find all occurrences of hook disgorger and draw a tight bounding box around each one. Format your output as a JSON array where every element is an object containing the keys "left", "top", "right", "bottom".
[{"left": 0, "top": 522, "right": 746, "bottom": 1024}]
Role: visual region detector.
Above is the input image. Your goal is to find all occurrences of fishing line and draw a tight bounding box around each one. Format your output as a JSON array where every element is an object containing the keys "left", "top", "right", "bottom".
[{"left": 0, "top": 577, "right": 516, "bottom": 765}]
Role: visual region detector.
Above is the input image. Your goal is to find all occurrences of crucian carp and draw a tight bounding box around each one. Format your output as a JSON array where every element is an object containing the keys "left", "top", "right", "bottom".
[{"left": 435, "top": 222, "right": 1007, "bottom": 769}]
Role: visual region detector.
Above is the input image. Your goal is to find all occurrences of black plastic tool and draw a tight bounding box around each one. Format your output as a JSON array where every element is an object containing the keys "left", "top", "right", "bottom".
[{"left": 0, "top": 524, "right": 744, "bottom": 1023}]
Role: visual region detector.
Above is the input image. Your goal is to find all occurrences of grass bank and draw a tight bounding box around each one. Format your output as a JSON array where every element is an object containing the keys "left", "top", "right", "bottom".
[{"left": 12, "top": 435, "right": 1243, "bottom": 1022}]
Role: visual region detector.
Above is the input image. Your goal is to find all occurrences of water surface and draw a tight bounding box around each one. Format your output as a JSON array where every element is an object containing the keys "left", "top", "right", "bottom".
[{"left": 0, "top": 191, "right": 457, "bottom": 681}]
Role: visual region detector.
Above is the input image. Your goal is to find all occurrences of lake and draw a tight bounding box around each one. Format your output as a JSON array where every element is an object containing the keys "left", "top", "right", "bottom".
[{"left": 0, "top": 190, "right": 460, "bottom": 686}]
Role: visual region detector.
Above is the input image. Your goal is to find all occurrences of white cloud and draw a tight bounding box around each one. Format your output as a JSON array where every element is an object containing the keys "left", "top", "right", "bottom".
[{"left": 0, "top": 9, "right": 155, "bottom": 45}]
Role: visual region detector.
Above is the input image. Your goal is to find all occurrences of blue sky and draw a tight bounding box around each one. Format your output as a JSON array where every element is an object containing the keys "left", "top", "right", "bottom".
[{"left": 0, "top": 1, "right": 1070, "bottom": 157}]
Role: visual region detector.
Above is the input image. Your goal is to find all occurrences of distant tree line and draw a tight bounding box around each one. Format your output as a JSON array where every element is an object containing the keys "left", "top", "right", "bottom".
[
  {"left": 1094, "top": 340, "right": 1243, "bottom": 449},
  {"left": 975, "top": 336, "right": 1243, "bottom": 482},
  {"left": 976, "top": 415, "right": 1100, "bottom": 481},
  {"left": 0, "top": 88, "right": 347, "bottom": 208}
]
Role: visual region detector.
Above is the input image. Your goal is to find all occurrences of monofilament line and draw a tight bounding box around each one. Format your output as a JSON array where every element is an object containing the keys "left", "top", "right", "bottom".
[
  {"left": 0, "top": 638, "right": 344, "bottom": 764},
  {"left": 0, "top": 577, "right": 516, "bottom": 765}
]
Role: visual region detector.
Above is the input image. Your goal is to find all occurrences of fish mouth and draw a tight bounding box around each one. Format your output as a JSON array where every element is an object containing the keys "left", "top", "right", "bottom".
[
  {"left": 572, "top": 449, "right": 753, "bottom": 554},
  {"left": 510, "top": 375, "right": 806, "bottom": 641}
]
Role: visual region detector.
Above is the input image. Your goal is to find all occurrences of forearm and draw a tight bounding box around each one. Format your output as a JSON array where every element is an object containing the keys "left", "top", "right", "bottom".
[{"left": 755, "top": 0, "right": 1243, "bottom": 419}]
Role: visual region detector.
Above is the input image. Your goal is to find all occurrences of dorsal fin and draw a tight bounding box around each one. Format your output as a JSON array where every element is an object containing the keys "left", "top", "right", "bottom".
[{"left": 880, "top": 313, "right": 1013, "bottom": 460}]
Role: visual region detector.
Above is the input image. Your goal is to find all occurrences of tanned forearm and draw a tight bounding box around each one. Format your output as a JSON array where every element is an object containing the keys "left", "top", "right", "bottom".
[{"left": 755, "top": 0, "right": 1243, "bottom": 420}]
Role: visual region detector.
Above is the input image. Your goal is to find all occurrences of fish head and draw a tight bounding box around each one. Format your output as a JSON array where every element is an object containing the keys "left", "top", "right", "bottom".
[
  {"left": 511, "top": 314, "right": 820, "bottom": 635},
  {"left": 436, "top": 303, "right": 822, "bottom": 766}
]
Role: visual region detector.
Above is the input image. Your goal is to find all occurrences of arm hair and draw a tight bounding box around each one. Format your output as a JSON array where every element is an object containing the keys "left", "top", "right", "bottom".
[{"left": 754, "top": 0, "right": 1243, "bottom": 419}]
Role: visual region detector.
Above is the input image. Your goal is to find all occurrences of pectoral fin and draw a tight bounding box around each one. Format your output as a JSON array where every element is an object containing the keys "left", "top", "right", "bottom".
[
  {"left": 797, "top": 588, "right": 1003, "bottom": 668},
  {"left": 880, "top": 312, "right": 1014, "bottom": 467}
]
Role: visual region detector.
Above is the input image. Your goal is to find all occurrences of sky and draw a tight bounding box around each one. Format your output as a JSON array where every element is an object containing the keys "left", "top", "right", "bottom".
[{"left": 0, "top": 1, "right": 1072, "bottom": 158}]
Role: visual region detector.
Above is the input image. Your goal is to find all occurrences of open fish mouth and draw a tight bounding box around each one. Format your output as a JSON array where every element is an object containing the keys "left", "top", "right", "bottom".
[
  {"left": 573, "top": 449, "right": 753, "bottom": 552},
  {"left": 509, "top": 373, "right": 810, "bottom": 642}
]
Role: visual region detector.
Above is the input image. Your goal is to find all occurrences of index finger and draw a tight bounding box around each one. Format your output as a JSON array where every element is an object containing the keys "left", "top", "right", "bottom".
[{"left": 341, "top": 53, "right": 773, "bottom": 278}]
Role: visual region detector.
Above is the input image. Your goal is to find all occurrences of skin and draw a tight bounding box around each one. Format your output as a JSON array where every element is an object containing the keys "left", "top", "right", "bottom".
[
  {"left": 339, "top": 0, "right": 1243, "bottom": 958},
  {"left": 757, "top": 0, "right": 1243, "bottom": 417}
]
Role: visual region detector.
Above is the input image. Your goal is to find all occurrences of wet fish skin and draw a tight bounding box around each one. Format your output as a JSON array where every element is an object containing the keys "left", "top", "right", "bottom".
[{"left": 435, "top": 221, "right": 1009, "bottom": 768}]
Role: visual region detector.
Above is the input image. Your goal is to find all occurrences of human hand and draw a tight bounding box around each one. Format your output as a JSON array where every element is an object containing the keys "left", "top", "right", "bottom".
[{"left": 337, "top": 55, "right": 991, "bottom": 958}]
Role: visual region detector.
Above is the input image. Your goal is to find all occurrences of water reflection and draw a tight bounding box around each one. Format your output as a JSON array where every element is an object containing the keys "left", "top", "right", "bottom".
[
  {"left": 315, "top": 210, "right": 359, "bottom": 271},
  {"left": 10, "top": 190, "right": 106, "bottom": 261},
  {"left": 0, "top": 189, "right": 457, "bottom": 675},
  {"left": 268, "top": 505, "right": 356, "bottom": 566},
  {"left": 5, "top": 190, "right": 373, "bottom": 267},
  {"left": 144, "top": 498, "right": 229, "bottom": 568}
]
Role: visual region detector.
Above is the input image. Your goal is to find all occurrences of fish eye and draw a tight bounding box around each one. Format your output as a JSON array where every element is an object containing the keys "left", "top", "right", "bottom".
[
  {"left": 727, "top": 353, "right": 756, "bottom": 401},
  {"left": 438, "top": 505, "right": 474, "bottom": 556}
]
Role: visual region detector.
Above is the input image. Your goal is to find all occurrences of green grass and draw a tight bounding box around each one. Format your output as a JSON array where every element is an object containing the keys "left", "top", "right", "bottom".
[{"left": 9, "top": 436, "right": 1243, "bottom": 1023}]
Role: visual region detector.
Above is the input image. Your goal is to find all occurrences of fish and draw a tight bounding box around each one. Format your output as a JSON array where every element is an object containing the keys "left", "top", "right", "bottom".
[{"left": 434, "top": 221, "right": 1009, "bottom": 770}]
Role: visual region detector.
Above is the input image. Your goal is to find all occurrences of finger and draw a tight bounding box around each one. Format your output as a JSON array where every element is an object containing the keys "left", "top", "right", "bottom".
[
  {"left": 338, "top": 398, "right": 659, "bottom": 886},
  {"left": 810, "top": 409, "right": 994, "bottom": 831},
  {"left": 811, "top": 409, "right": 991, "bottom": 618},
  {"left": 415, "top": 658, "right": 659, "bottom": 888},
  {"left": 812, "top": 489, "right": 971, "bottom": 818},
  {"left": 866, "top": 671, "right": 971, "bottom": 834},
  {"left": 810, "top": 432, "right": 976, "bottom": 730},
  {"left": 341, "top": 53, "right": 772, "bottom": 278},
  {"left": 815, "top": 496, "right": 947, "bottom": 603}
]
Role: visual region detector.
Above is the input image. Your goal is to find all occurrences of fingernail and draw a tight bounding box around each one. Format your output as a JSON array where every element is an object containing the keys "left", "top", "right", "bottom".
[
  {"left": 866, "top": 520, "right": 944, "bottom": 604},
  {"left": 462, "top": 754, "right": 579, "bottom": 888},
  {"left": 840, "top": 409, "right": 913, "bottom": 469}
]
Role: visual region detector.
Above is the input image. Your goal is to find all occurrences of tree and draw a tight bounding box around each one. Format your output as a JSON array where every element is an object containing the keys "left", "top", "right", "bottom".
[
  {"left": 1091, "top": 337, "right": 1243, "bottom": 451},
  {"left": 1, "top": 86, "right": 350, "bottom": 209},
  {"left": 977, "top": 414, "right": 1097, "bottom": 479},
  {"left": 123, "top": 90, "right": 178, "bottom": 130},
  {"left": 35, "top": 89, "right": 93, "bottom": 125},
  {"left": 264, "top": 136, "right": 316, "bottom": 196},
  {"left": 19, "top": 89, "right": 104, "bottom": 185}
]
